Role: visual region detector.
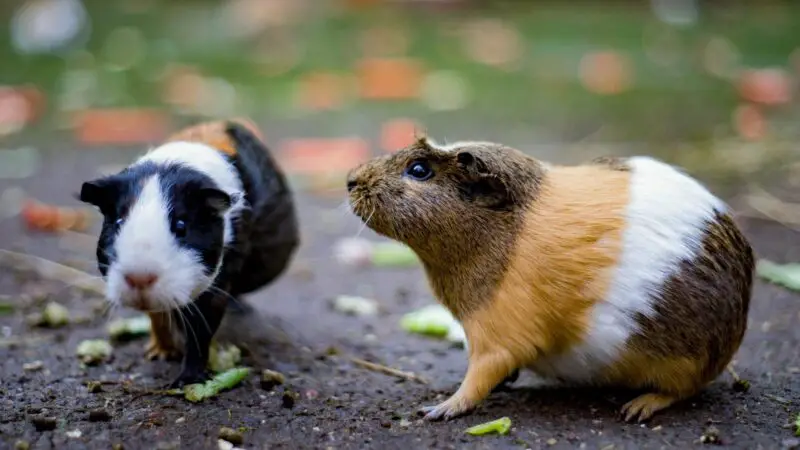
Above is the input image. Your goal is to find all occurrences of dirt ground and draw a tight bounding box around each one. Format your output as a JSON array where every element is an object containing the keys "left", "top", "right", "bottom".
[{"left": 1, "top": 148, "right": 799, "bottom": 450}]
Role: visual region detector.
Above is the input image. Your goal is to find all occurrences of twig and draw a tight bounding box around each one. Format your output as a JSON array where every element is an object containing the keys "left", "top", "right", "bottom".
[
  {"left": 726, "top": 364, "right": 741, "bottom": 382},
  {"left": 0, "top": 248, "right": 105, "bottom": 295},
  {"left": 349, "top": 356, "right": 428, "bottom": 384},
  {"left": 740, "top": 185, "right": 800, "bottom": 231}
]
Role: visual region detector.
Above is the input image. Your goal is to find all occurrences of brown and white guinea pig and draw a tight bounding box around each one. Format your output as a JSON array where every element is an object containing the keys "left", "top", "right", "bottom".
[
  {"left": 346, "top": 137, "right": 754, "bottom": 423},
  {"left": 78, "top": 119, "right": 299, "bottom": 387}
]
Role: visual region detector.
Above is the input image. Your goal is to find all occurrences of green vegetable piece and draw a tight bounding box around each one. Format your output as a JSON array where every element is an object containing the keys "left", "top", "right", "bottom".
[
  {"left": 465, "top": 417, "right": 512, "bottom": 436},
  {"left": 0, "top": 301, "right": 14, "bottom": 316},
  {"left": 208, "top": 343, "right": 242, "bottom": 373},
  {"left": 756, "top": 260, "right": 800, "bottom": 291},
  {"left": 795, "top": 412, "right": 800, "bottom": 436},
  {"left": 371, "top": 242, "right": 419, "bottom": 267},
  {"left": 42, "top": 302, "right": 70, "bottom": 327},
  {"left": 76, "top": 339, "right": 112, "bottom": 365},
  {"left": 107, "top": 316, "right": 151, "bottom": 341},
  {"left": 400, "top": 304, "right": 455, "bottom": 337},
  {"left": 183, "top": 367, "right": 250, "bottom": 403}
]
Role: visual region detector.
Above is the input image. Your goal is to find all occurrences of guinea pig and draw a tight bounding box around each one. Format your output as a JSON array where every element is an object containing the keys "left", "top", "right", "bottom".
[
  {"left": 346, "top": 136, "right": 753, "bottom": 423},
  {"left": 79, "top": 119, "right": 299, "bottom": 387}
]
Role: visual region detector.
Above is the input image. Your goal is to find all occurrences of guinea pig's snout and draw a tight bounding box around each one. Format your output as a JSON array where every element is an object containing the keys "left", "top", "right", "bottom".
[
  {"left": 124, "top": 272, "right": 158, "bottom": 291},
  {"left": 346, "top": 177, "right": 358, "bottom": 192},
  {"left": 346, "top": 168, "right": 361, "bottom": 193}
]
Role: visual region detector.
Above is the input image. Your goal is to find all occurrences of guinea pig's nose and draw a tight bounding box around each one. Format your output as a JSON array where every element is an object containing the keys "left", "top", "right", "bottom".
[
  {"left": 346, "top": 178, "right": 358, "bottom": 192},
  {"left": 124, "top": 272, "right": 158, "bottom": 290}
]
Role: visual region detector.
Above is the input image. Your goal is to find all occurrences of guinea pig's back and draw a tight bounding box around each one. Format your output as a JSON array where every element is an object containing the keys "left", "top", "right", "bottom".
[
  {"left": 225, "top": 123, "right": 300, "bottom": 295},
  {"left": 607, "top": 156, "right": 754, "bottom": 387}
]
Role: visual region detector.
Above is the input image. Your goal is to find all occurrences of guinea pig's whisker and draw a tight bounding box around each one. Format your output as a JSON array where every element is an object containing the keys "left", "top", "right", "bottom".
[
  {"left": 187, "top": 300, "right": 212, "bottom": 336},
  {"left": 354, "top": 206, "right": 376, "bottom": 238},
  {"left": 175, "top": 304, "right": 203, "bottom": 358}
]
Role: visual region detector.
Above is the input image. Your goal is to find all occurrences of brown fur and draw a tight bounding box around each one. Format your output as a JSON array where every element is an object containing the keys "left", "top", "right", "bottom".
[
  {"left": 348, "top": 137, "right": 754, "bottom": 423},
  {"left": 166, "top": 117, "right": 262, "bottom": 156},
  {"left": 145, "top": 311, "right": 181, "bottom": 361}
]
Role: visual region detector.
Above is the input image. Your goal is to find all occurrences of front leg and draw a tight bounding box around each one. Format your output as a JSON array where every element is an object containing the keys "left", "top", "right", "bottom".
[
  {"left": 422, "top": 349, "right": 518, "bottom": 421},
  {"left": 167, "top": 290, "right": 227, "bottom": 389}
]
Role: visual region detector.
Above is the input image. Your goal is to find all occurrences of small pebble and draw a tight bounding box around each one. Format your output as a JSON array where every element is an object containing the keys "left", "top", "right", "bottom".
[
  {"left": 217, "top": 440, "right": 234, "bottom": 450},
  {"left": 700, "top": 425, "right": 722, "bottom": 445},
  {"left": 380, "top": 420, "right": 391, "bottom": 428},
  {"left": 31, "top": 415, "right": 56, "bottom": 431},
  {"left": 305, "top": 389, "right": 319, "bottom": 400},
  {"left": 22, "top": 360, "right": 44, "bottom": 372},
  {"left": 112, "top": 444, "right": 124, "bottom": 450},
  {"left": 547, "top": 438, "right": 557, "bottom": 446},
  {"left": 86, "top": 381, "right": 103, "bottom": 393},
  {"left": 260, "top": 369, "right": 285, "bottom": 391},
  {"left": 282, "top": 390, "right": 299, "bottom": 408},
  {"left": 14, "top": 440, "right": 30, "bottom": 450},
  {"left": 66, "top": 429, "right": 82, "bottom": 438},
  {"left": 88, "top": 408, "right": 111, "bottom": 422},
  {"left": 732, "top": 379, "right": 750, "bottom": 393},
  {"left": 399, "top": 419, "right": 412, "bottom": 428},
  {"left": 175, "top": 417, "right": 185, "bottom": 424},
  {"left": 218, "top": 427, "right": 243, "bottom": 445}
]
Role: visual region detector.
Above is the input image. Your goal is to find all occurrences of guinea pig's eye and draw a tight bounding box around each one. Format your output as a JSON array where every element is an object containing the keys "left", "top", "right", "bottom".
[
  {"left": 404, "top": 161, "right": 434, "bottom": 181},
  {"left": 171, "top": 219, "right": 187, "bottom": 238},
  {"left": 114, "top": 218, "right": 124, "bottom": 227}
]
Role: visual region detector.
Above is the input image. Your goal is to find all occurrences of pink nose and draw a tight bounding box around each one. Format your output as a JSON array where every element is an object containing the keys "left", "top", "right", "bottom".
[{"left": 124, "top": 273, "right": 158, "bottom": 290}]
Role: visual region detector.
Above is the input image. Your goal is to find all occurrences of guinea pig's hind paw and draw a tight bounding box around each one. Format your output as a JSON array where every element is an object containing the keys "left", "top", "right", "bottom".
[{"left": 620, "top": 393, "right": 676, "bottom": 423}]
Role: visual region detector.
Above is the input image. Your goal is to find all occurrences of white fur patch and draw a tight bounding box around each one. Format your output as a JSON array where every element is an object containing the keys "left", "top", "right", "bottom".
[
  {"left": 531, "top": 156, "right": 726, "bottom": 382},
  {"left": 426, "top": 139, "right": 497, "bottom": 153},
  {"left": 106, "top": 176, "right": 213, "bottom": 310},
  {"left": 137, "top": 141, "right": 246, "bottom": 246}
]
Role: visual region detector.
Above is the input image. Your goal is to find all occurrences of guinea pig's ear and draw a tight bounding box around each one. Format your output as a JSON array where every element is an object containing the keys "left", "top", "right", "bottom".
[
  {"left": 78, "top": 177, "right": 118, "bottom": 211},
  {"left": 198, "top": 188, "right": 232, "bottom": 216},
  {"left": 456, "top": 151, "right": 489, "bottom": 174}
]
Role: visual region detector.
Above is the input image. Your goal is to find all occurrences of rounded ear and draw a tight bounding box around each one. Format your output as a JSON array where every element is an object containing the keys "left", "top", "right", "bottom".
[
  {"left": 79, "top": 178, "right": 118, "bottom": 210},
  {"left": 199, "top": 188, "right": 232, "bottom": 215},
  {"left": 456, "top": 151, "right": 474, "bottom": 167}
]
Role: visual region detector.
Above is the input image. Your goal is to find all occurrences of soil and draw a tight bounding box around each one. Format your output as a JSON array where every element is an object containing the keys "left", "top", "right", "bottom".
[{"left": 1, "top": 148, "right": 799, "bottom": 450}]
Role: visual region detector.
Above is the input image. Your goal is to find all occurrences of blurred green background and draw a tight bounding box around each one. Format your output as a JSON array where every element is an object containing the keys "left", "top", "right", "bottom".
[{"left": 1, "top": 0, "right": 799, "bottom": 200}]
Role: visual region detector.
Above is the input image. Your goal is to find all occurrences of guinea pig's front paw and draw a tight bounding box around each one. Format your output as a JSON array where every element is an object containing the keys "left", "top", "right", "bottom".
[
  {"left": 420, "top": 396, "right": 476, "bottom": 421},
  {"left": 144, "top": 338, "right": 182, "bottom": 361},
  {"left": 166, "top": 369, "right": 211, "bottom": 389}
]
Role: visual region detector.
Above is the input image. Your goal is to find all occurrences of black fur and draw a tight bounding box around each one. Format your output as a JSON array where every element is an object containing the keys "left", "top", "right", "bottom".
[
  {"left": 80, "top": 162, "right": 229, "bottom": 278},
  {"left": 79, "top": 121, "right": 300, "bottom": 388}
]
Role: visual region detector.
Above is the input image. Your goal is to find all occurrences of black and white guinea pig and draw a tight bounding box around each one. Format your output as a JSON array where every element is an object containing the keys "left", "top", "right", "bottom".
[{"left": 78, "top": 119, "right": 299, "bottom": 387}]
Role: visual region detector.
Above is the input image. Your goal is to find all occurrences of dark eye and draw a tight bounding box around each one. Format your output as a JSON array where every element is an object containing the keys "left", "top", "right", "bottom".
[
  {"left": 114, "top": 218, "right": 124, "bottom": 227},
  {"left": 172, "top": 219, "right": 187, "bottom": 238},
  {"left": 405, "top": 161, "right": 434, "bottom": 181}
]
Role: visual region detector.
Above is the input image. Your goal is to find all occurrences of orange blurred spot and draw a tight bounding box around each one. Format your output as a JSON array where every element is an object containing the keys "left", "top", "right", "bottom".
[
  {"left": 279, "top": 138, "right": 370, "bottom": 175},
  {"left": 737, "top": 68, "right": 791, "bottom": 106},
  {"left": 356, "top": 58, "right": 423, "bottom": 100},
  {"left": 297, "top": 72, "right": 348, "bottom": 111},
  {"left": 73, "top": 109, "right": 171, "bottom": 145},
  {"left": 22, "top": 199, "right": 92, "bottom": 233},
  {"left": 380, "top": 118, "right": 421, "bottom": 152},
  {"left": 461, "top": 19, "right": 522, "bottom": 70},
  {"left": 733, "top": 104, "right": 767, "bottom": 141},
  {"left": 0, "top": 87, "right": 32, "bottom": 134},
  {"left": 579, "top": 51, "right": 634, "bottom": 95}
]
